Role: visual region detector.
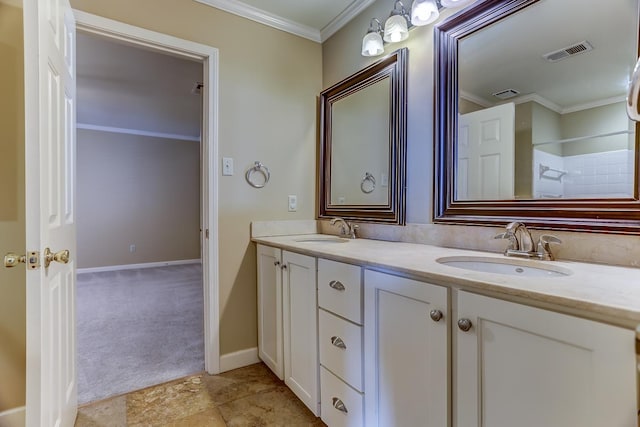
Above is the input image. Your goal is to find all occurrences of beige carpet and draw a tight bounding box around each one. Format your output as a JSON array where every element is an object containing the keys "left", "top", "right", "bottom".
[{"left": 76, "top": 263, "right": 204, "bottom": 404}]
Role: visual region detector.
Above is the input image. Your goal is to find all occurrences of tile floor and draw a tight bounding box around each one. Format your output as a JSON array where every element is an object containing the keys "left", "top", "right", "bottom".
[{"left": 75, "top": 363, "right": 327, "bottom": 426}]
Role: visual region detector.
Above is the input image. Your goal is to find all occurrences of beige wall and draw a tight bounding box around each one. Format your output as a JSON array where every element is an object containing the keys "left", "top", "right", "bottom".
[
  {"left": 70, "top": 0, "right": 322, "bottom": 355},
  {"left": 76, "top": 130, "right": 200, "bottom": 268},
  {"left": 0, "top": 1, "right": 26, "bottom": 412}
]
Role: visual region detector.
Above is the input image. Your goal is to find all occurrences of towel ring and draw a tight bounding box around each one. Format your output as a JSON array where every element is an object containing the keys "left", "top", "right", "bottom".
[
  {"left": 360, "top": 172, "right": 376, "bottom": 194},
  {"left": 245, "top": 161, "right": 270, "bottom": 188}
]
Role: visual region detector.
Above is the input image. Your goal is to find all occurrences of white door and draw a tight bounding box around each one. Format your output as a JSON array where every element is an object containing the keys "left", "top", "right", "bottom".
[
  {"left": 364, "top": 270, "right": 448, "bottom": 427},
  {"left": 256, "top": 244, "right": 283, "bottom": 379},
  {"left": 282, "top": 251, "right": 319, "bottom": 416},
  {"left": 457, "top": 103, "right": 515, "bottom": 200},
  {"left": 24, "top": 0, "right": 77, "bottom": 425},
  {"left": 456, "top": 291, "right": 636, "bottom": 427}
]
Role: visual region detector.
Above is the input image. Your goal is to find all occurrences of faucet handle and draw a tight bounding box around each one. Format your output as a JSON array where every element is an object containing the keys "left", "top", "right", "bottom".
[
  {"left": 537, "top": 234, "right": 562, "bottom": 260},
  {"left": 493, "top": 231, "right": 518, "bottom": 252}
]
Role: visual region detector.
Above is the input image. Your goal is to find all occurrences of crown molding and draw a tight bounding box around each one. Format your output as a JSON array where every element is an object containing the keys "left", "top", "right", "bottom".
[
  {"left": 194, "top": 0, "right": 373, "bottom": 43},
  {"left": 560, "top": 95, "right": 626, "bottom": 114},
  {"left": 194, "top": 0, "right": 321, "bottom": 42},
  {"left": 321, "top": 0, "right": 377, "bottom": 42}
]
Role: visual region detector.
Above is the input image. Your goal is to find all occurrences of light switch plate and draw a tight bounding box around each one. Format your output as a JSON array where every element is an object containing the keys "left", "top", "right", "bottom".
[
  {"left": 288, "top": 195, "right": 297, "bottom": 212},
  {"left": 222, "top": 157, "right": 234, "bottom": 176}
]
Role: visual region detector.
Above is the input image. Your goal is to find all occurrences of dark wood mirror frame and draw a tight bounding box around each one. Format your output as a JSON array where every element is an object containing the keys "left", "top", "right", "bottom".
[
  {"left": 318, "top": 48, "right": 407, "bottom": 225},
  {"left": 434, "top": 0, "right": 640, "bottom": 234}
]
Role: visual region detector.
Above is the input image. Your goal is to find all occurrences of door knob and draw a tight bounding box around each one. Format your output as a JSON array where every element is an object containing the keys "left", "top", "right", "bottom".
[
  {"left": 44, "top": 248, "right": 70, "bottom": 268},
  {"left": 4, "top": 251, "right": 40, "bottom": 269},
  {"left": 4, "top": 253, "right": 26, "bottom": 268},
  {"left": 457, "top": 318, "right": 473, "bottom": 332}
]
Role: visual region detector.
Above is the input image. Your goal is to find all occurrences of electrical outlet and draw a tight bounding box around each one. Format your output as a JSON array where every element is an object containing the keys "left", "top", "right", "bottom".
[
  {"left": 288, "top": 195, "right": 297, "bottom": 212},
  {"left": 222, "top": 157, "right": 234, "bottom": 176},
  {"left": 129, "top": 244, "right": 136, "bottom": 253}
]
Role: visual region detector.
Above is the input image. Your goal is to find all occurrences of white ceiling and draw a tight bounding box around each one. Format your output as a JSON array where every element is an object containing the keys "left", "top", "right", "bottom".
[{"left": 193, "top": 0, "right": 376, "bottom": 42}]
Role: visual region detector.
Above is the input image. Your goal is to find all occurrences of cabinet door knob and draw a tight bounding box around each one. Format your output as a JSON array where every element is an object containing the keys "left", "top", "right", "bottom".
[
  {"left": 330, "top": 336, "right": 347, "bottom": 349},
  {"left": 281, "top": 264, "right": 287, "bottom": 270},
  {"left": 457, "top": 318, "right": 473, "bottom": 332},
  {"left": 332, "top": 397, "right": 348, "bottom": 413},
  {"left": 329, "top": 280, "right": 346, "bottom": 291},
  {"left": 274, "top": 261, "right": 280, "bottom": 266},
  {"left": 429, "top": 309, "right": 443, "bottom": 322}
]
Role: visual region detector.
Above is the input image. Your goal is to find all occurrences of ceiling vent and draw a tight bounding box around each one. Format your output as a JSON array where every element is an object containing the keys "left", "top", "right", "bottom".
[
  {"left": 543, "top": 40, "right": 594, "bottom": 63},
  {"left": 191, "top": 82, "right": 203, "bottom": 95},
  {"left": 492, "top": 88, "right": 520, "bottom": 100}
]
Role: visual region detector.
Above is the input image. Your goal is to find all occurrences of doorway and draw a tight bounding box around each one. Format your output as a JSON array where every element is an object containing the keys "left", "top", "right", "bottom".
[
  {"left": 75, "top": 30, "right": 206, "bottom": 403},
  {"left": 70, "top": 10, "right": 220, "bottom": 405}
]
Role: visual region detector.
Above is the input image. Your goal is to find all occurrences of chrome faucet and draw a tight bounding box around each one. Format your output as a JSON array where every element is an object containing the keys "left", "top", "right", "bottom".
[
  {"left": 494, "top": 222, "right": 561, "bottom": 260},
  {"left": 330, "top": 217, "right": 359, "bottom": 239}
]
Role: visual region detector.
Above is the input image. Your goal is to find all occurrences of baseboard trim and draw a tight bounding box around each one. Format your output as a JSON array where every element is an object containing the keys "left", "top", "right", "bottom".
[
  {"left": 77, "top": 259, "right": 201, "bottom": 274},
  {"left": 0, "top": 406, "right": 25, "bottom": 427},
  {"left": 219, "top": 347, "right": 260, "bottom": 373}
]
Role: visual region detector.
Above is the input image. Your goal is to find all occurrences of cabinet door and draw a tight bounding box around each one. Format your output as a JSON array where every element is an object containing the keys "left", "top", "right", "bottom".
[
  {"left": 364, "top": 270, "right": 449, "bottom": 427},
  {"left": 256, "top": 244, "right": 283, "bottom": 379},
  {"left": 283, "top": 251, "right": 320, "bottom": 416},
  {"left": 456, "top": 291, "right": 637, "bottom": 427}
]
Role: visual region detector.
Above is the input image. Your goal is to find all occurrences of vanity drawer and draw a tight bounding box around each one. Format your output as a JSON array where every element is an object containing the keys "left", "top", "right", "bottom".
[
  {"left": 321, "top": 366, "right": 363, "bottom": 427},
  {"left": 319, "top": 309, "right": 363, "bottom": 391},
  {"left": 318, "top": 259, "right": 362, "bottom": 324}
]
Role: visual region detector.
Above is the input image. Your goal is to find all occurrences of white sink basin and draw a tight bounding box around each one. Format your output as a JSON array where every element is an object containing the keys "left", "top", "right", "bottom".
[
  {"left": 436, "top": 256, "right": 572, "bottom": 277},
  {"left": 294, "top": 236, "right": 349, "bottom": 244}
]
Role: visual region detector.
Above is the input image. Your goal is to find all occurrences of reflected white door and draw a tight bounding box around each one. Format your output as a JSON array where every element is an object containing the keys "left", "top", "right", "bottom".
[
  {"left": 457, "top": 103, "right": 515, "bottom": 200},
  {"left": 24, "top": 0, "right": 77, "bottom": 425}
]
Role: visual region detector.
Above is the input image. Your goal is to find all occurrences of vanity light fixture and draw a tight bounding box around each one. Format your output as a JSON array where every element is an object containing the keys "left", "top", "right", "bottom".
[
  {"left": 362, "top": 18, "right": 385, "bottom": 57},
  {"left": 384, "top": 1, "right": 411, "bottom": 43},
  {"left": 411, "top": 0, "right": 440, "bottom": 26},
  {"left": 362, "top": 0, "right": 478, "bottom": 57}
]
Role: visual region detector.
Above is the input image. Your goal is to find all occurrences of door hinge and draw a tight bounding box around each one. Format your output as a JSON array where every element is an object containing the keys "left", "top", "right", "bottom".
[{"left": 206, "top": 229, "right": 209, "bottom": 239}]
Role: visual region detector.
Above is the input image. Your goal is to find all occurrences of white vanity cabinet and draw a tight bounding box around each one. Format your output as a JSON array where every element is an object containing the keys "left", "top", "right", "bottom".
[
  {"left": 363, "top": 270, "right": 449, "bottom": 427},
  {"left": 256, "top": 244, "right": 320, "bottom": 415},
  {"left": 455, "top": 291, "right": 637, "bottom": 427}
]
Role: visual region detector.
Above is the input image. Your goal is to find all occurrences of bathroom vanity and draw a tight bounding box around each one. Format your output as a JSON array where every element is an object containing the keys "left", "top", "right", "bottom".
[{"left": 254, "top": 234, "right": 639, "bottom": 427}]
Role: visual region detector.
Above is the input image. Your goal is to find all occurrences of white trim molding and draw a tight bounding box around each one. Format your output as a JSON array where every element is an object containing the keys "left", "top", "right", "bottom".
[
  {"left": 0, "top": 406, "right": 26, "bottom": 427},
  {"left": 219, "top": 347, "right": 260, "bottom": 373},
  {"left": 77, "top": 123, "right": 200, "bottom": 142},
  {"left": 77, "top": 259, "right": 201, "bottom": 274},
  {"left": 74, "top": 10, "right": 221, "bottom": 375},
  {"left": 193, "top": 0, "right": 374, "bottom": 42}
]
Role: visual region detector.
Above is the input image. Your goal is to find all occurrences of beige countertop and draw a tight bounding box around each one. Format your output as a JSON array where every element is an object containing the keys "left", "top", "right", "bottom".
[{"left": 253, "top": 234, "right": 640, "bottom": 328}]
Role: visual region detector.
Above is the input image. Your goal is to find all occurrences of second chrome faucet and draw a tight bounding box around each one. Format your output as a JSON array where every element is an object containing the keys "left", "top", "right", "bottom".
[
  {"left": 494, "top": 222, "right": 561, "bottom": 260},
  {"left": 330, "top": 217, "right": 359, "bottom": 239}
]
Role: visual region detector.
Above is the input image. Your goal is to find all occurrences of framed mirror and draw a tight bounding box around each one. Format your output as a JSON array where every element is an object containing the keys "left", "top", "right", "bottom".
[
  {"left": 319, "top": 48, "right": 407, "bottom": 225},
  {"left": 434, "top": 0, "right": 640, "bottom": 234}
]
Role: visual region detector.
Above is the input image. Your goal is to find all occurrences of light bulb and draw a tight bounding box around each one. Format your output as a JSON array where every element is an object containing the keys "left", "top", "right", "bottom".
[{"left": 383, "top": 14, "right": 409, "bottom": 43}]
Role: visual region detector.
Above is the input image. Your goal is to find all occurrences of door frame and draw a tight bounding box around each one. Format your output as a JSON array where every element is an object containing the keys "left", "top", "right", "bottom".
[{"left": 73, "top": 11, "right": 220, "bottom": 374}]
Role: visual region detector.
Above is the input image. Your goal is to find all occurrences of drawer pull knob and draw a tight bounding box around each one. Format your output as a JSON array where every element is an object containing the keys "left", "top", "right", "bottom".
[
  {"left": 329, "top": 280, "right": 346, "bottom": 291},
  {"left": 330, "top": 336, "right": 347, "bottom": 349},
  {"left": 274, "top": 261, "right": 280, "bottom": 266},
  {"left": 281, "top": 264, "right": 287, "bottom": 270},
  {"left": 430, "top": 309, "right": 443, "bottom": 322},
  {"left": 457, "top": 318, "right": 473, "bottom": 332},
  {"left": 332, "top": 397, "right": 348, "bottom": 414}
]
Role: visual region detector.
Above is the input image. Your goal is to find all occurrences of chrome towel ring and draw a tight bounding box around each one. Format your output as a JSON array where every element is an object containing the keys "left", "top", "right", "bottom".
[
  {"left": 245, "top": 161, "right": 270, "bottom": 188},
  {"left": 361, "top": 172, "right": 376, "bottom": 193}
]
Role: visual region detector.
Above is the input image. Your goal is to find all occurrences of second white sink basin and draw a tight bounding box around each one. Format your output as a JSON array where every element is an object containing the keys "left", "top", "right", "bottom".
[
  {"left": 294, "top": 236, "right": 349, "bottom": 244},
  {"left": 436, "top": 256, "right": 572, "bottom": 277}
]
